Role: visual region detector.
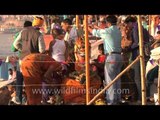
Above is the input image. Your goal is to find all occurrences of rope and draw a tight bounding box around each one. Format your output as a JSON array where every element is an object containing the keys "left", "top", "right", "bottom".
[{"left": 5, "top": 81, "right": 143, "bottom": 87}]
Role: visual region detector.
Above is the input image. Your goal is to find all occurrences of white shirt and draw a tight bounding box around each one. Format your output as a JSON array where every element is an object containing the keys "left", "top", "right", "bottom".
[
  {"left": 146, "top": 59, "right": 157, "bottom": 77},
  {"left": 51, "top": 23, "right": 55, "bottom": 30},
  {"left": 51, "top": 39, "right": 66, "bottom": 62},
  {"left": 146, "top": 47, "right": 160, "bottom": 76},
  {"left": 8, "top": 74, "right": 12, "bottom": 80},
  {"left": 64, "top": 27, "right": 78, "bottom": 46}
]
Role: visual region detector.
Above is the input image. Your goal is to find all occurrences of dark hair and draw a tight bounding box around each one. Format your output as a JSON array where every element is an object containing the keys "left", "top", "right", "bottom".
[
  {"left": 52, "top": 19, "right": 59, "bottom": 23},
  {"left": 8, "top": 68, "right": 12, "bottom": 72},
  {"left": 101, "top": 20, "right": 106, "bottom": 24},
  {"left": 98, "top": 44, "right": 104, "bottom": 50},
  {"left": 157, "top": 31, "right": 160, "bottom": 34},
  {"left": 141, "top": 16, "right": 145, "bottom": 20},
  {"left": 62, "top": 18, "right": 72, "bottom": 25},
  {"left": 106, "top": 15, "right": 117, "bottom": 25},
  {"left": 98, "top": 44, "right": 104, "bottom": 54},
  {"left": 124, "top": 16, "right": 137, "bottom": 23},
  {"left": 52, "top": 28, "right": 63, "bottom": 38},
  {"left": 23, "top": 21, "right": 32, "bottom": 27}
]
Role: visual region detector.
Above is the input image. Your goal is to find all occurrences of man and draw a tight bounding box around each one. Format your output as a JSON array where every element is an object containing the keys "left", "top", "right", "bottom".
[
  {"left": 11, "top": 21, "right": 32, "bottom": 104},
  {"left": 61, "top": 18, "right": 78, "bottom": 47},
  {"left": 13, "top": 17, "right": 46, "bottom": 104},
  {"left": 124, "top": 16, "right": 150, "bottom": 102},
  {"left": 13, "top": 16, "right": 46, "bottom": 60},
  {"left": 89, "top": 15, "right": 123, "bottom": 105},
  {"left": 61, "top": 18, "right": 78, "bottom": 71},
  {"left": 11, "top": 21, "right": 32, "bottom": 56}
]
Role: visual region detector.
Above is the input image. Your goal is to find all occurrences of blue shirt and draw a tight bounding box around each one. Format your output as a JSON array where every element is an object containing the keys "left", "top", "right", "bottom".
[{"left": 92, "top": 25, "right": 122, "bottom": 54}]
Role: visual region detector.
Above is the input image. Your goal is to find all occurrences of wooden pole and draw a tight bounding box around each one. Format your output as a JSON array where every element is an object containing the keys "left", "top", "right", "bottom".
[
  {"left": 137, "top": 15, "right": 147, "bottom": 105},
  {"left": 88, "top": 56, "right": 140, "bottom": 105},
  {"left": 158, "top": 62, "right": 160, "bottom": 105},
  {"left": 151, "top": 15, "right": 156, "bottom": 37},
  {"left": 95, "top": 15, "right": 98, "bottom": 26},
  {"left": 148, "top": 15, "right": 151, "bottom": 34},
  {"left": 84, "top": 15, "right": 90, "bottom": 104},
  {"left": 43, "top": 15, "right": 48, "bottom": 34},
  {"left": 76, "top": 15, "right": 79, "bottom": 28}
]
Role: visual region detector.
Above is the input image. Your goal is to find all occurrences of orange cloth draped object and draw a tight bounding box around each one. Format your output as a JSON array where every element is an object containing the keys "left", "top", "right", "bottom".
[
  {"left": 61, "top": 75, "right": 103, "bottom": 104},
  {"left": 21, "top": 53, "right": 60, "bottom": 105}
]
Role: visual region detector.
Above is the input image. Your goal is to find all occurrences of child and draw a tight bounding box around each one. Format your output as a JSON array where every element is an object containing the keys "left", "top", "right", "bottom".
[
  {"left": 97, "top": 44, "right": 106, "bottom": 63},
  {"left": 8, "top": 68, "right": 13, "bottom": 81},
  {"left": 41, "top": 28, "right": 67, "bottom": 104},
  {"left": 49, "top": 27, "right": 68, "bottom": 74},
  {"left": 8, "top": 66, "right": 17, "bottom": 81},
  {"left": 12, "top": 66, "right": 17, "bottom": 80},
  {"left": 49, "top": 28, "right": 68, "bottom": 62},
  {"left": 96, "top": 44, "right": 106, "bottom": 82},
  {"left": 92, "top": 44, "right": 106, "bottom": 87}
]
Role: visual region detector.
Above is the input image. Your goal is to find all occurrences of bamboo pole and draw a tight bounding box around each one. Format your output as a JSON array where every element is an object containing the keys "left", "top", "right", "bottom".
[
  {"left": 84, "top": 15, "right": 90, "bottom": 104},
  {"left": 158, "top": 62, "right": 160, "bottom": 105},
  {"left": 151, "top": 15, "right": 156, "bottom": 37},
  {"left": 76, "top": 15, "right": 79, "bottom": 28},
  {"left": 87, "top": 56, "right": 140, "bottom": 105},
  {"left": 95, "top": 15, "right": 98, "bottom": 26},
  {"left": 148, "top": 15, "right": 151, "bottom": 35},
  {"left": 43, "top": 15, "right": 48, "bottom": 34},
  {"left": 137, "top": 15, "right": 147, "bottom": 105}
]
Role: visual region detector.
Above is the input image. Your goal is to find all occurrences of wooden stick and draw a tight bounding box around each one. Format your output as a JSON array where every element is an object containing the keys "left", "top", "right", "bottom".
[
  {"left": 84, "top": 15, "right": 90, "bottom": 104},
  {"left": 158, "top": 61, "right": 160, "bottom": 105},
  {"left": 87, "top": 56, "right": 140, "bottom": 105},
  {"left": 76, "top": 15, "right": 79, "bottom": 28},
  {"left": 43, "top": 15, "right": 48, "bottom": 34},
  {"left": 95, "top": 15, "right": 98, "bottom": 26},
  {"left": 151, "top": 15, "right": 156, "bottom": 37},
  {"left": 148, "top": 15, "right": 151, "bottom": 35},
  {"left": 137, "top": 15, "right": 147, "bottom": 105}
]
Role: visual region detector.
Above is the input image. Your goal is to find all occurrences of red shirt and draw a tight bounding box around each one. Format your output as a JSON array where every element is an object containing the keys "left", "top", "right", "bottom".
[{"left": 97, "top": 55, "right": 106, "bottom": 63}]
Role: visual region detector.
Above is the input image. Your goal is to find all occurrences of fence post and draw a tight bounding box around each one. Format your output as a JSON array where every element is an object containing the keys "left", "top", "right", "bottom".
[{"left": 137, "top": 15, "right": 147, "bottom": 105}]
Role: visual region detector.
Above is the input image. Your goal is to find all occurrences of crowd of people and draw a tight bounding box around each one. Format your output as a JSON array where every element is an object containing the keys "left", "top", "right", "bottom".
[{"left": 1, "top": 15, "right": 160, "bottom": 105}]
